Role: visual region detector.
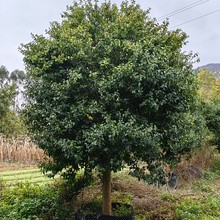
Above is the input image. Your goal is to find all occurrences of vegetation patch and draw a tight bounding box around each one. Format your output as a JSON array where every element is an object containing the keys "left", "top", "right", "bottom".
[
  {"left": 0, "top": 165, "right": 220, "bottom": 219},
  {"left": 0, "top": 181, "right": 75, "bottom": 220},
  {"left": 175, "top": 195, "right": 220, "bottom": 220}
]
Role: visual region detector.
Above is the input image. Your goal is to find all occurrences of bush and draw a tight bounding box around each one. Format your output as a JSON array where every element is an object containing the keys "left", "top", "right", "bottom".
[
  {"left": 0, "top": 182, "right": 76, "bottom": 220},
  {"left": 210, "top": 156, "right": 220, "bottom": 174},
  {"left": 202, "top": 100, "right": 220, "bottom": 151}
]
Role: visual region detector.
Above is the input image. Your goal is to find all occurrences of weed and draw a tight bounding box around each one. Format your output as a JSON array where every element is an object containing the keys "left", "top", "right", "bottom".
[
  {"left": 203, "top": 170, "right": 219, "bottom": 180},
  {"left": 135, "top": 214, "right": 147, "bottom": 220},
  {"left": 175, "top": 195, "right": 220, "bottom": 219},
  {"left": 0, "top": 181, "right": 77, "bottom": 220},
  {"left": 112, "top": 202, "right": 134, "bottom": 216},
  {"left": 210, "top": 156, "right": 220, "bottom": 173},
  {"left": 160, "top": 192, "right": 177, "bottom": 202},
  {"left": 193, "top": 180, "right": 215, "bottom": 192}
]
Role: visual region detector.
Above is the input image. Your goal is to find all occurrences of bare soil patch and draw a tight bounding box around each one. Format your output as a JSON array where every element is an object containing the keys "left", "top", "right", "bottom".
[{"left": 0, "top": 162, "right": 38, "bottom": 172}]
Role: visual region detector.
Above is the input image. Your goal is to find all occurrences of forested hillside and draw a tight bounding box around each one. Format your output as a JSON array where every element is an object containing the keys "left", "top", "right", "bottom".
[{"left": 198, "top": 63, "right": 220, "bottom": 74}]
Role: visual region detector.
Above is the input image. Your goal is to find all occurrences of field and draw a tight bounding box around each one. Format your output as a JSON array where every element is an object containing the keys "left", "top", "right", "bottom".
[
  {"left": 0, "top": 166, "right": 57, "bottom": 186},
  {"left": 0, "top": 135, "right": 55, "bottom": 187},
  {"left": 0, "top": 135, "right": 44, "bottom": 163}
]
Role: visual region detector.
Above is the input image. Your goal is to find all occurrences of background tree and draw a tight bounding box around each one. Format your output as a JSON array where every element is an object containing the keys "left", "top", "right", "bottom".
[
  {"left": 197, "top": 68, "right": 220, "bottom": 151},
  {"left": 0, "top": 65, "right": 26, "bottom": 135},
  {"left": 10, "top": 69, "right": 26, "bottom": 109},
  {"left": 202, "top": 100, "right": 220, "bottom": 151},
  {"left": 20, "top": 0, "right": 204, "bottom": 215},
  {"left": 0, "top": 65, "right": 10, "bottom": 85},
  {"left": 197, "top": 68, "right": 220, "bottom": 102}
]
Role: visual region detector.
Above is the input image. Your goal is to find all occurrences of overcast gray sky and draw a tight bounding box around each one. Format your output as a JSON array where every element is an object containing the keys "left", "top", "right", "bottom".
[{"left": 0, "top": 0, "right": 219, "bottom": 72}]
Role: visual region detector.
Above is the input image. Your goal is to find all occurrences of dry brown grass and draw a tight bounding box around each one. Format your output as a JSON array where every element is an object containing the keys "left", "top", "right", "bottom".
[
  {"left": 169, "top": 145, "right": 217, "bottom": 187},
  {"left": 179, "top": 145, "right": 215, "bottom": 169},
  {"left": 113, "top": 172, "right": 163, "bottom": 216},
  {"left": 0, "top": 135, "right": 45, "bottom": 164},
  {"left": 76, "top": 147, "right": 218, "bottom": 217},
  {"left": 75, "top": 171, "right": 163, "bottom": 217}
]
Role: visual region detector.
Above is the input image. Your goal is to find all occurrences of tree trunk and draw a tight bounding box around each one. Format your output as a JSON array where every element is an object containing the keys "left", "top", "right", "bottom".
[{"left": 102, "top": 168, "right": 112, "bottom": 215}]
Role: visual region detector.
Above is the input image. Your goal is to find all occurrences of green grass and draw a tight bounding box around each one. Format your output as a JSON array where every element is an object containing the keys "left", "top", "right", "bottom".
[{"left": 0, "top": 167, "right": 59, "bottom": 186}]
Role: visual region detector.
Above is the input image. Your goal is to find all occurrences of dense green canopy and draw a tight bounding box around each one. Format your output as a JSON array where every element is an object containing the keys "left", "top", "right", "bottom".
[{"left": 21, "top": 0, "right": 205, "bottom": 214}]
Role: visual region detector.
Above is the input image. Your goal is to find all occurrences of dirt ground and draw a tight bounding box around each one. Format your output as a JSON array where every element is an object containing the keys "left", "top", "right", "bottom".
[{"left": 0, "top": 162, "right": 38, "bottom": 172}]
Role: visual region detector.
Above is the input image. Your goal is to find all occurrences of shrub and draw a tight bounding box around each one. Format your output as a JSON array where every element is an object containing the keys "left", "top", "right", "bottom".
[
  {"left": 0, "top": 181, "right": 76, "bottom": 220},
  {"left": 210, "top": 156, "right": 220, "bottom": 174}
]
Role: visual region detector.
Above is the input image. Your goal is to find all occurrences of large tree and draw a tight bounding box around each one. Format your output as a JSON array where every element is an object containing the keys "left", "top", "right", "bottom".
[{"left": 20, "top": 0, "right": 204, "bottom": 215}]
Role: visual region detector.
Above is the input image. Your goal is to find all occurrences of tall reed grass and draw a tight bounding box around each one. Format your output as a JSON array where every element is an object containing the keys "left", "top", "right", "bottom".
[{"left": 0, "top": 135, "right": 44, "bottom": 163}]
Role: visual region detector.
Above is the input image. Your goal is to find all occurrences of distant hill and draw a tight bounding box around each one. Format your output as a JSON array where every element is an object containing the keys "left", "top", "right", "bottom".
[
  {"left": 197, "top": 63, "right": 220, "bottom": 73},
  {"left": 197, "top": 63, "right": 220, "bottom": 78}
]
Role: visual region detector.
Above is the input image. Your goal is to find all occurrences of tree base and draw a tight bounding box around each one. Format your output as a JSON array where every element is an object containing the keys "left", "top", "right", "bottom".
[
  {"left": 75, "top": 213, "right": 134, "bottom": 220},
  {"left": 76, "top": 202, "right": 134, "bottom": 220}
]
